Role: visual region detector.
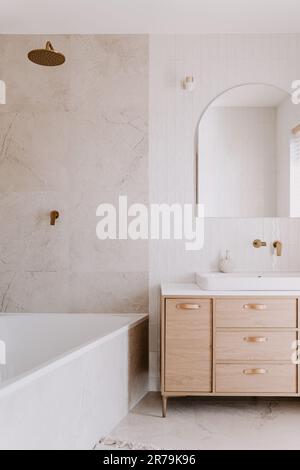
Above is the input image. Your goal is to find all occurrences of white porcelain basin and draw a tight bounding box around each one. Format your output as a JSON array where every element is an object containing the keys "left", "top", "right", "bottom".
[{"left": 196, "top": 272, "right": 300, "bottom": 291}]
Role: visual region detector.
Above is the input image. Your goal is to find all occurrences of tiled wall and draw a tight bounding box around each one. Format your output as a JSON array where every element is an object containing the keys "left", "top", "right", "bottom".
[
  {"left": 0, "top": 35, "right": 149, "bottom": 314},
  {"left": 149, "top": 34, "right": 300, "bottom": 390}
]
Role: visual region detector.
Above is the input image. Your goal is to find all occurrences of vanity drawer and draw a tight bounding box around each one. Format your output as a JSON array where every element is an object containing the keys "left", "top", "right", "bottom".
[
  {"left": 216, "top": 299, "right": 297, "bottom": 328},
  {"left": 166, "top": 298, "right": 212, "bottom": 320},
  {"left": 216, "top": 364, "right": 297, "bottom": 394},
  {"left": 216, "top": 331, "right": 296, "bottom": 362}
]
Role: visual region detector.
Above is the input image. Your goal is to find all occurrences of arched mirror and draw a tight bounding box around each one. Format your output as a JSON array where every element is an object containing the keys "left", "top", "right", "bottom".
[{"left": 197, "top": 83, "right": 300, "bottom": 217}]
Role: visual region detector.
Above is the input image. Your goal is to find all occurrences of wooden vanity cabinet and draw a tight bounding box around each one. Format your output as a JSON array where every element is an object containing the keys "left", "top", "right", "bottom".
[{"left": 161, "top": 294, "right": 299, "bottom": 417}]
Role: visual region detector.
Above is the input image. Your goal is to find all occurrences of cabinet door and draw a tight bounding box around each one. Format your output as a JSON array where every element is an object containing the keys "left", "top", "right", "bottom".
[{"left": 165, "top": 299, "right": 212, "bottom": 392}]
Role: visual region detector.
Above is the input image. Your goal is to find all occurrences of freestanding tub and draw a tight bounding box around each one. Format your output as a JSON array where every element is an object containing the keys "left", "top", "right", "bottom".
[{"left": 0, "top": 313, "right": 149, "bottom": 450}]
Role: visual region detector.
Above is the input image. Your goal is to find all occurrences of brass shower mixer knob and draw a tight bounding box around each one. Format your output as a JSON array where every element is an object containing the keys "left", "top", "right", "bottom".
[
  {"left": 50, "top": 211, "right": 60, "bottom": 226},
  {"left": 253, "top": 239, "right": 267, "bottom": 248}
]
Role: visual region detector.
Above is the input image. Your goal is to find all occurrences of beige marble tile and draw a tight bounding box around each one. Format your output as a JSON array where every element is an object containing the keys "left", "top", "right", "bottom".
[
  {"left": 0, "top": 271, "right": 69, "bottom": 313},
  {"left": 69, "top": 35, "right": 148, "bottom": 113},
  {"left": 0, "top": 193, "right": 24, "bottom": 272},
  {"left": 68, "top": 35, "right": 148, "bottom": 195},
  {"left": 68, "top": 109, "right": 148, "bottom": 194},
  {"left": 0, "top": 272, "right": 17, "bottom": 312},
  {"left": 69, "top": 272, "right": 149, "bottom": 313},
  {"left": 0, "top": 112, "right": 69, "bottom": 191},
  {"left": 71, "top": 235, "right": 148, "bottom": 273}
]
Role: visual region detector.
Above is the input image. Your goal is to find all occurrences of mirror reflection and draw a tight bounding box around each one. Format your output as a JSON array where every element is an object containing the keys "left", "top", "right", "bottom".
[{"left": 197, "top": 84, "right": 300, "bottom": 217}]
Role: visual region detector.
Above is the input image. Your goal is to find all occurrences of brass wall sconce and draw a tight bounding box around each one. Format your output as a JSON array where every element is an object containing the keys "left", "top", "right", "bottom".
[
  {"left": 50, "top": 211, "right": 60, "bottom": 226},
  {"left": 182, "top": 76, "right": 195, "bottom": 91}
]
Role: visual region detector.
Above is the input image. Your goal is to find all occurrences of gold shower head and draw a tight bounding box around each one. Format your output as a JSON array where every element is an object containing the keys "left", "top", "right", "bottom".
[{"left": 28, "top": 41, "right": 65, "bottom": 67}]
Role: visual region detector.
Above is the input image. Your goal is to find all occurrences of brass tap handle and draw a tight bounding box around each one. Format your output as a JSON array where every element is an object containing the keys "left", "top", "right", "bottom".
[
  {"left": 50, "top": 211, "right": 60, "bottom": 226},
  {"left": 273, "top": 241, "right": 282, "bottom": 257},
  {"left": 253, "top": 239, "right": 267, "bottom": 248}
]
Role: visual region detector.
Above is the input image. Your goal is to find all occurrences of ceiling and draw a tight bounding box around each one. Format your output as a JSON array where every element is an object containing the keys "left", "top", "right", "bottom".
[{"left": 1, "top": 0, "right": 300, "bottom": 34}]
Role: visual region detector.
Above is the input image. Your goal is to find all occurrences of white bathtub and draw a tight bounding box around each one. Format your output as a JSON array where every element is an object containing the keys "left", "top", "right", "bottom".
[{"left": 0, "top": 313, "right": 149, "bottom": 450}]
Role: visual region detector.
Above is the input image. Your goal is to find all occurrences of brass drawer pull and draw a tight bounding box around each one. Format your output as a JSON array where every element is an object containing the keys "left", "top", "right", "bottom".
[
  {"left": 244, "top": 336, "right": 268, "bottom": 343},
  {"left": 243, "top": 368, "right": 268, "bottom": 376},
  {"left": 243, "top": 304, "right": 267, "bottom": 311},
  {"left": 176, "top": 304, "right": 201, "bottom": 310}
]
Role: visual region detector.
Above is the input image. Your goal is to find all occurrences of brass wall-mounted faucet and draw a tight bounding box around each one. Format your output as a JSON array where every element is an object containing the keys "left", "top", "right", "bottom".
[
  {"left": 50, "top": 211, "right": 59, "bottom": 226},
  {"left": 273, "top": 241, "right": 282, "bottom": 257},
  {"left": 253, "top": 239, "right": 267, "bottom": 248}
]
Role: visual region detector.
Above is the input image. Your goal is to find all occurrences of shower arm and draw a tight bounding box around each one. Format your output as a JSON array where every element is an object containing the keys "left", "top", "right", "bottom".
[{"left": 45, "top": 41, "right": 54, "bottom": 52}]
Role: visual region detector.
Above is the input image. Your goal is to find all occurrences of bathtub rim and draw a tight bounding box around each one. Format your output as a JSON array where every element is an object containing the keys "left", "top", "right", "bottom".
[{"left": 0, "top": 313, "right": 148, "bottom": 399}]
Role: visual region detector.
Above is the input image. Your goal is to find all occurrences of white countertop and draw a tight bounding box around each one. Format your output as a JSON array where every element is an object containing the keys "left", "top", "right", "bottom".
[{"left": 161, "top": 283, "right": 300, "bottom": 297}]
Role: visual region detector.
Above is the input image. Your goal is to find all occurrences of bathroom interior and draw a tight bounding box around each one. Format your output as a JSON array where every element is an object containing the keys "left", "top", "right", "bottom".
[{"left": 1, "top": 0, "right": 300, "bottom": 451}]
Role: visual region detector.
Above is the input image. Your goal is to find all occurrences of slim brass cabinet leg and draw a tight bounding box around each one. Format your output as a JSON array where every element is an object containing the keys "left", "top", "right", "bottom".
[{"left": 162, "top": 396, "right": 168, "bottom": 418}]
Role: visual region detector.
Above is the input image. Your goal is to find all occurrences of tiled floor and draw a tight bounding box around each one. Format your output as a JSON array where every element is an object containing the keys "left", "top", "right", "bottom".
[{"left": 111, "top": 392, "right": 300, "bottom": 450}]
